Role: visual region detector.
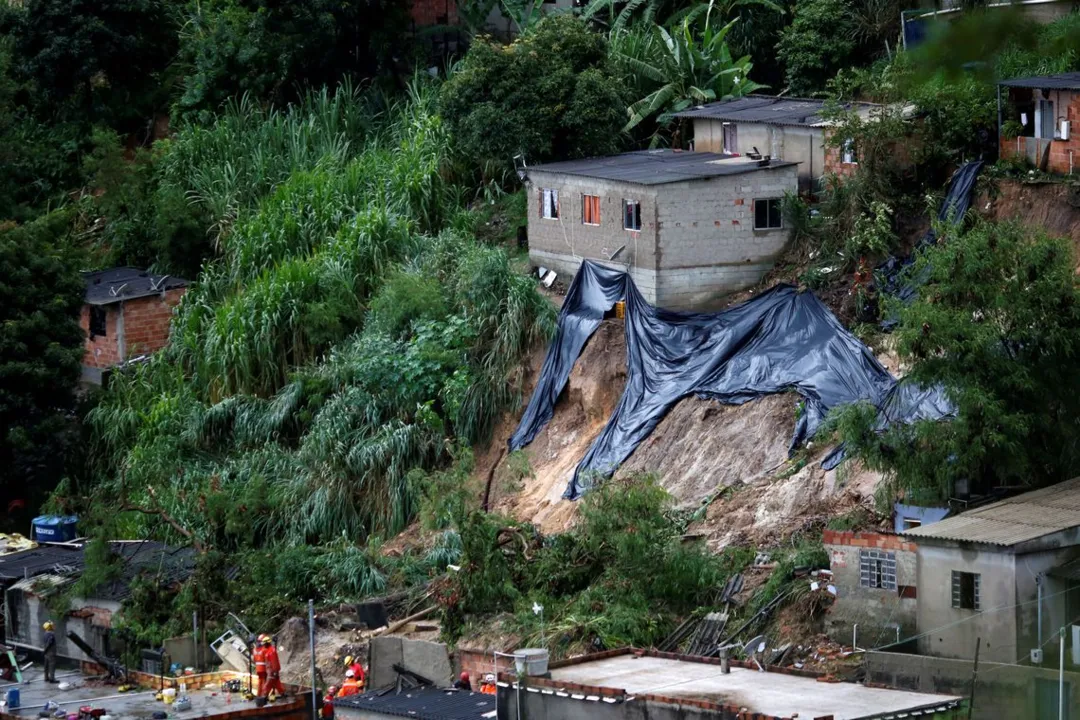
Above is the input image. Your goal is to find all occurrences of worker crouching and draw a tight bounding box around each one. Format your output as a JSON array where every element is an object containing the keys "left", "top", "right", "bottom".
[{"left": 336, "top": 670, "right": 361, "bottom": 698}]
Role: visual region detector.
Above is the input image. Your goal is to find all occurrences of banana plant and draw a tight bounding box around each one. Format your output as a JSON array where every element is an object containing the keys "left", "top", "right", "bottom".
[{"left": 614, "top": 13, "right": 763, "bottom": 144}]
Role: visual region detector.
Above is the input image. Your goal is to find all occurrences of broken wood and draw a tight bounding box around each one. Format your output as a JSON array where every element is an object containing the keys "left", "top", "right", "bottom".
[
  {"left": 373, "top": 605, "right": 437, "bottom": 638},
  {"left": 120, "top": 486, "right": 205, "bottom": 552}
]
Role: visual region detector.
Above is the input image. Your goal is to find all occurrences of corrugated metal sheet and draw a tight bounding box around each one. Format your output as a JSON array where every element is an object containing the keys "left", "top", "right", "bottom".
[
  {"left": 999, "top": 72, "right": 1080, "bottom": 90},
  {"left": 335, "top": 687, "right": 496, "bottom": 719},
  {"left": 903, "top": 477, "right": 1080, "bottom": 546},
  {"left": 529, "top": 150, "right": 796, "bottom": 186},
  {"left": 672, "top": 95, "right": 881, "bottom": 127}
]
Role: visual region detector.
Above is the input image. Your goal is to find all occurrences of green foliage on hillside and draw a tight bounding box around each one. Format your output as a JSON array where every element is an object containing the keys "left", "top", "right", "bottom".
[
  {"left": 833, "top": 220, "right": 1080, "bottom": 503},
  {"left": 439, "top": 15, "right": 627, "bottom": 174},
  {"left": 439, "top": 475, "right": 755, "bottom": 652},
  {"left": 777, "top": 0, "right": 858, "bottom": 96},
  {"left": 0, "top": 211, "right": 86, "bottom": 490}
]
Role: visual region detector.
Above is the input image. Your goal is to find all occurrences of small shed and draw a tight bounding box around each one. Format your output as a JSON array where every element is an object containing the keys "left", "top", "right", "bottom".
[
  {"left": 904, "top": 477, "right": 1080, "bottom": 665},
  {"left": 998, "top": 72, "right": 1080, "bottom": 174},
  {"left": 81, "top": 267, "right": 189, "bottom": 385},
  {"left": 674, "top": 95, "right": 882, "bottom": 192}
]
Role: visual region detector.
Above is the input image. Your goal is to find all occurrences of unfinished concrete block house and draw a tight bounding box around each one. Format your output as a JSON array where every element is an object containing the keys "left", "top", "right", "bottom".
[
  {"left": 80, "top": 267, "right": 188, "bottom": 385},
  {"left": 998, "top": 72, "right": 1080, "bottom": 174},
  {"left": 526, "top": 149, "right": 797, "bottom": 310},
  {"left": 674, "top": 95, "right": 881, "bottom": 193}
]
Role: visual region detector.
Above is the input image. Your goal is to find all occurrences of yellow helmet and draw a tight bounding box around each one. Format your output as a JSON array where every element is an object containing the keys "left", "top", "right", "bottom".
[
  {"left": 343, "top": 656, "right": 353, "bottom": 667},
  {"left": 42, "top": 622, "right": 54, "bottom": 631}
]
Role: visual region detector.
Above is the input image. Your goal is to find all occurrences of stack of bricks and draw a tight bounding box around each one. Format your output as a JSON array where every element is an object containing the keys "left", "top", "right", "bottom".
[{"left": 122, "top": 288, "right": 186, "bottom": 358}]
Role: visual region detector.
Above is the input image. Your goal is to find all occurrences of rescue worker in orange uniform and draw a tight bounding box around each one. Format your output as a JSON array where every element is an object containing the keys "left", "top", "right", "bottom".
[
  {"left": 479, "top": 673, "right": 497, "bottom": 695},
  {"left": 343, "top": 656, "right": 365, "bottom": 689},
  {"left": 336, "top": 670, "right": 361, "bottom": 698},
  {"left": 252, "top": 635, "right": 269, "bottom": 697},
  {"left": 263, "top": 635, "right": 286, "bottom": 699}
]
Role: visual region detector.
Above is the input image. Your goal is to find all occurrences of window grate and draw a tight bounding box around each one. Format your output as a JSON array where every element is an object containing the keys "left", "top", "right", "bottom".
[
  {"left": 951, "top": 571, "right": 980, "bottom": 610},
  {"left": 859, "top": 550, "right": 897, "bottom": 590}
]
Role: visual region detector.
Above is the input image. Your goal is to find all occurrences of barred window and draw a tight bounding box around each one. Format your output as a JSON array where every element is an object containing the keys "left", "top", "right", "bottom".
[
  {"left": 859, "top": 550, "right": 897, "bottom": 591},
  {"left": 952, "top": 571, "right": 980, "bottom": 610}
]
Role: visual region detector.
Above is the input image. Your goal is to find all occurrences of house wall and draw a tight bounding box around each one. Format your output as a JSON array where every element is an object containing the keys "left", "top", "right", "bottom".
[
  {"left": 1014, "top": 547, "right": 1080, "bottom": 664},
  {"left": 3, "top": 589, "right": 111, "bottom": 661},
  {"left": 410, "top": 0, "right": 457, "bottom": 26},
  {"left": 654, "top": 165, "right": 797, "bottom": 309},
  {"left": 1000, "top": 88, "right": 1080, "bottom": 175},
  {"left": 691, "top": 119, "right": 824, "bottom": 193},
  {"left": 79, "top": 287, "right": 185, "bottom": 377},
  {"left": 526, "top": 170, "right": 662, "bottom": 304},
  {"left": 866, "top": 650, "right": 1080, "bottom": 720},
  {"left": 916, "top": 544, "right": 1018, "bottom": 663},
  {"left": 822, "top": 529, "right": 919, "bottom": 648},
  {"left": 496, "top": 684, "right": 781, "bottom": 720}
]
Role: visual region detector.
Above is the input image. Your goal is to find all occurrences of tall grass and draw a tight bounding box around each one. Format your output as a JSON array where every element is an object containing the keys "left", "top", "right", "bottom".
[{"left": 86, "top": 78, "right": 555, "bottom": 549}]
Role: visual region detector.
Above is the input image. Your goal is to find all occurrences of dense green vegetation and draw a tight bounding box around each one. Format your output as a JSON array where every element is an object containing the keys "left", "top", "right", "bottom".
[{"left": 2, "top": 0, "right": 1080, "bottom": 653}]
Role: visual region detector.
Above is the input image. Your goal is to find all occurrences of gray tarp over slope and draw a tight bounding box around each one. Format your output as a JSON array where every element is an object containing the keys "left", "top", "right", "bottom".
[{"left": 509, "top": 260, "right": 953, "bottom": 499}]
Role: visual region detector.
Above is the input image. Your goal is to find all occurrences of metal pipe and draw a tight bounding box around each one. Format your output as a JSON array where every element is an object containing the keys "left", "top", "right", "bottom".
[
  {"left": 1061, "top": 627, "right": 1066, "bottom": 720},
  {"left": 193, "top": 611, "right": 199, "bottom": 673},
  {"left": 309, "top": 600, "right": 317, "bottom": 720},
  {"left": 1039, "top": 575, "right": 1044, "bottom": 650}
]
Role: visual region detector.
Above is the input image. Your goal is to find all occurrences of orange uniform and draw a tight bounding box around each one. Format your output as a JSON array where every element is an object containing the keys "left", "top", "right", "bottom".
[
  {"left": 264, "top": 643, "right": 285, "bottom": 697},
  {"left": 336, "top": 679, "right": 361, "bottom": 698},
  {"left": 253, "top": 645, "right": 268, "bottom": 696},
  {"left": 348, "top": 663, "right": 365, "bottom": 687}
]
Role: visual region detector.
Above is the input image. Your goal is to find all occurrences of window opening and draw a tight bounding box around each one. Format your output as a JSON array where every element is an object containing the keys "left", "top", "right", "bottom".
[{"left": 754, "top": 198, "right": 783, "bottom": 230}]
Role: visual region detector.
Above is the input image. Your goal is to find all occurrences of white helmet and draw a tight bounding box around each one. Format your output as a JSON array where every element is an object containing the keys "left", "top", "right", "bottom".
[
  {"left": 345, "top": 670, "right": 355, "bottom": 678},
  {"left": 484, "top": 673, "right": 495, "bottom": 683}
]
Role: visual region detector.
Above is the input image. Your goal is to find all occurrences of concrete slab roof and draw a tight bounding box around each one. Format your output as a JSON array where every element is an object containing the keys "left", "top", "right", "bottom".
[
  {"left": 903, "top": 477, "right": 1080, "bottom": 547},
  {"left": 528, "top": 150, "right": 797, "bottom": 186},
  {"left": 672, "top": 95, "right": 881, "bottom": 127},
  {"left": 334, "top": 686, "right": 496, "bottom": 719},
  {"left": 547, "top": 654, "right": 962, "bottom": 720}
]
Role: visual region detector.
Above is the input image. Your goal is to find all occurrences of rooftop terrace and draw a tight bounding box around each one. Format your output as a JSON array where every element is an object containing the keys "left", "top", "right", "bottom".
[{"left": 546, "top": 652, "right": 963, "bottom": 720}]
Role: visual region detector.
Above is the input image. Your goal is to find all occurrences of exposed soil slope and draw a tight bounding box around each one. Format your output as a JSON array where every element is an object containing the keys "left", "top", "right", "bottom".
[{"left": 981, "top": 179, "right": 1080, "bottom": 252}]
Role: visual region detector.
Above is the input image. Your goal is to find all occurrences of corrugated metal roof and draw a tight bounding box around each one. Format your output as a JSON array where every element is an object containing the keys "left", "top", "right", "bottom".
[
  {"left": 83, "top": 267, "right": 189, "bottom": 306},
  {"left": 0, "top": 545, "right": 84, "bottom": 581},
  {"left": 999, "top": 72, "right": 1080, "bottom": 90},
  {"left": 529, "top": 150, "right": 796, "bottom": 186},
  {"left": 672, "top": 95, "right": 881, "bottom": 127},
  {"left": 903, "top": 477, "right": 1080, "bottom": 546},
  {"left": 334, "top": 687, "right": 496, "bottom": 719},
  {"left": 10, "top": 573, "right": 73, "bottom": 596}
]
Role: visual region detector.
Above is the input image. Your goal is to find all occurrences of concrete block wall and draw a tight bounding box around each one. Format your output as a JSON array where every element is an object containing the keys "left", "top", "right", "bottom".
[
  {"left": 822, "top": 530, "right": 918, "bottom": 648},
  {"left": 527, "top": 171, "right": 661, "bottom": 300},
  {"left": 866, "top": 650, "right": 1080, "bottom": 720},
  {"left": 655, "top": 164, "right": 797, "bottom": 309}
]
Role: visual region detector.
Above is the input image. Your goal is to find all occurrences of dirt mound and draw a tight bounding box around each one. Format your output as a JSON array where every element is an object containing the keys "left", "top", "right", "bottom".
[
  {"left": 982, "top": 179, "right": 1080, "bottom": 253},
  {"left": 616, "top": 394, "right": 796, "bottom": 508},
  {"left": 692, "top": 456, "right": 882, "bottom": 552}
]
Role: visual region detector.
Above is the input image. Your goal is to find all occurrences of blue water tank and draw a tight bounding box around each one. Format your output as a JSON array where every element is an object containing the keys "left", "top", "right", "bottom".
[
  {"left": 7, "top": 687, "right": 20, "bottom": 708},
  {"left": 31, "top": 516, "right": 78, "bottom": 542}
]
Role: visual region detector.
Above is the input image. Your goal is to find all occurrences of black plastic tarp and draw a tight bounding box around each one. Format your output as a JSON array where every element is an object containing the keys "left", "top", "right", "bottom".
[
  {"left": 509, "top": 260, "right": 953, "bottom": 499},
  {"left": 878, "top": 161, "right": 983, "bottom": 324}
]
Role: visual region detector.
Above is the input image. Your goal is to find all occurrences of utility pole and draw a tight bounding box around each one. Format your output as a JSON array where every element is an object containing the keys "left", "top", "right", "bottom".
[
  {"left": 310, "top": 600, "right": 318, "bottom": 720},
  {"left": 967, "top": 637, "right": 980, "bottom": 720}
]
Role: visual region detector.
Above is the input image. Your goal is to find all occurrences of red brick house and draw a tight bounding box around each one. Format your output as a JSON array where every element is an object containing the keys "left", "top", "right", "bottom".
[
  {"left": 80, "top": 267, "right": 188, "bottom": 384},
  {"left": 998, "top": 72, "right": 1080, "bottom": 174}
]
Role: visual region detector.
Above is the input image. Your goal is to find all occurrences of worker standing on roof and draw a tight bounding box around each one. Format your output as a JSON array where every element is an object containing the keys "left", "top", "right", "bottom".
[
  {"left": 253, "top": 635, "right": 268, "bottom": 697},
  {"left": 479, "top": 673, "right": 496, "bottom": 694},
  {"left": 343, "top": 656, "right": 365, "bottom": 689},
  {"left": 42, "top": 621, "right": 57, "bottom": 683},
  {"left": 336, "top": 670, "right": 361, "bottom": 697},
  {"left": 263, "top": 635, "right": 285, "bottom": 699}
]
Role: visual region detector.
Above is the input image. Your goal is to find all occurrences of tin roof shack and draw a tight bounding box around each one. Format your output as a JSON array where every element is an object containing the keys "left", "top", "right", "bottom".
[
  {"left": 823, "top": 530, "right": 919, "bottom": 650},
  {"left": 998, "top": 72, "right": 1080, "bottom": 174},
  {"left": 904, "top": 477, "right": 1080, "bottom": 665},
  {"left": 334, "top": 686, "right": 495, "bottom": 720},
  {"left": 526, "top": 150, "right": 797, "bottom": 311},
  {"left": 0, "top": 541, "right": 196, "bottom": 661},
  {"left": 81, "top": 268, "right": 188, "bottom": 385},
  {"left": 673, "top": 96, "right": 882, "bottom": 193},
  {"left": 498, "top": 649, "right": 964, "bottom": 720}
]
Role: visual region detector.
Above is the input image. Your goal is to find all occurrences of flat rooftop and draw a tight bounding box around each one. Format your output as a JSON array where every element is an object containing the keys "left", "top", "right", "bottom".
[
  {"left": 673, "top": 95, "right": 880, "bottom": 127},
  {"left": 529, "top": 150, "right": 796, "bottom": 186},
  {"left": 1, "top": 668, "right": 298, "bottom": 720},
  {"left": 548, "top": 654, "right": 962, "bottom": 720}
]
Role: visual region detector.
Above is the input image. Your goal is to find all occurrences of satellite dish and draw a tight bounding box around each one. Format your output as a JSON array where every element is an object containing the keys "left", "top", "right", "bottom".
[{"left": 743, "top": 635, "right": 768, "bottom": 672}]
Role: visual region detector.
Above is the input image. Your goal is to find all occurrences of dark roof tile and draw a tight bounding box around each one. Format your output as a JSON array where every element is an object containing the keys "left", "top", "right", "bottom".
[
  {"left": 529, "top": 149, "right": 796, "bottom": 186},
  {"left": 83, "top": 267, "right": 189, "bottom": 306}
]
